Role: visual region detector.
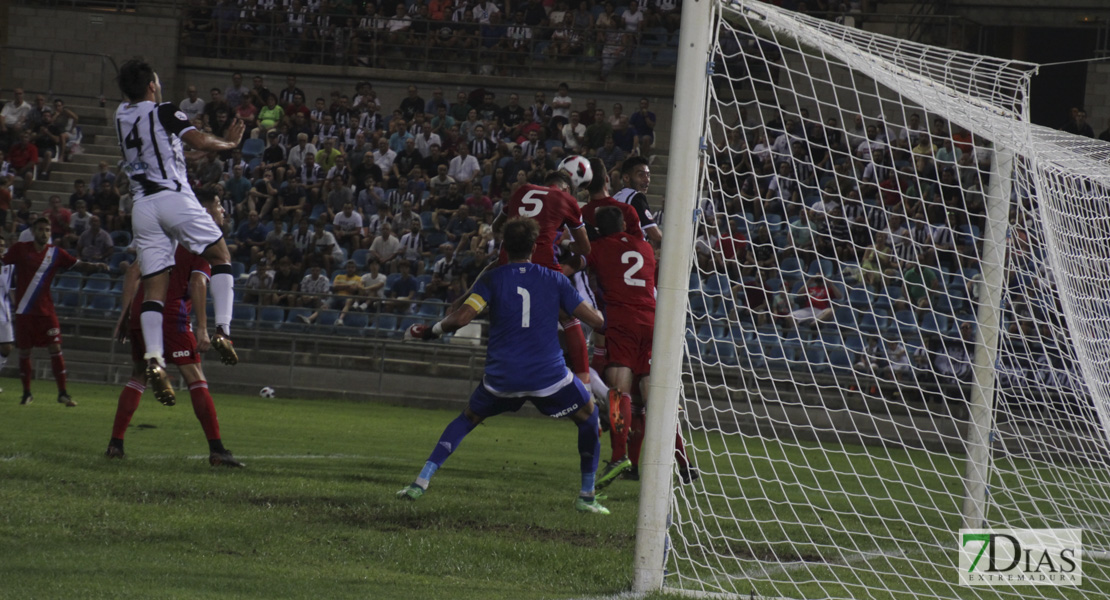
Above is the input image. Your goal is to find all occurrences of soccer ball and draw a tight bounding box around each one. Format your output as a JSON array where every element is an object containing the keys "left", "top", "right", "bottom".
[
  {"left": 558, "top": 155, "right": 593, "bottom": 189},
  {"left": 259, "top": 386, "right": 276, "bottom": 398}
]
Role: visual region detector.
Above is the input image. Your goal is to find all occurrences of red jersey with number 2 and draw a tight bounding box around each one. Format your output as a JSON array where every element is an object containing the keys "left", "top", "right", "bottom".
[
  {"left": 586, "top": 232, "right": 656, "bottom": 328},
  {"left": 500, "top": 183, "right": 584, "bottom": 271}
]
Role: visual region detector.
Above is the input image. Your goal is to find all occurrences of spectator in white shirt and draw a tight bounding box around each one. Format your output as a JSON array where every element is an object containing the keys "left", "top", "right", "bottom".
[
  {"left": 448, "top": 144, "right": 481, "bottom": 186},
  {"left": 179, "top": 86, "right": 206, "bottom": 122}
]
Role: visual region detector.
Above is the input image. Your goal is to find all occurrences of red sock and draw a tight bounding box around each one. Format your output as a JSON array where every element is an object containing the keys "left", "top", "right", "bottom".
[
  {"left": 111, "top": 379, "right": 145, "bottom": 439},
  {"left": 590, "top": 344, "right": 608, "bottom": 372},
  {"left": 189, "top": 380, "right": 221, "bottom": 440},
  {"left": 50, "top": 351, "right": 67, "bottom": 392},
  {"left": 674, "top": 428, "right": 689, "bottom": 469},
  {"left": 563, "top": 319, "right": 589, "bottom": 377},
  {"left": 629, "top": 405, "right": 646, "bottom": 467},
  {"left": 19, "top": 355, "right": 31, "bottom": 393},
  {"left": 610, "top": 392, "right": 632, "bottom": 461}
]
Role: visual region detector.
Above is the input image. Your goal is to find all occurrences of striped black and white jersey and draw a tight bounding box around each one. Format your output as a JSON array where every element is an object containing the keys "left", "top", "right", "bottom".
[
  {"left": 0, "top": 263, "right": 13, "bottom": 324},
  {"left": 115, "top": 101, "right": 193, "bottom": 199},
  {"left": 612, "top": 187, "right": 658, "bottom": 234}
]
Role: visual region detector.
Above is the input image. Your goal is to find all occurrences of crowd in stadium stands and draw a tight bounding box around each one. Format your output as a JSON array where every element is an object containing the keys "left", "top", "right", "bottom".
[
  {"left": 179, "top": 0, "right": 865, "bottom": 78},
  {"left": 693, "top": 103, "right": 1003, "bottom": 396},
  {"left": 0, "top": 75, "right": 658, "bottom": 334}
]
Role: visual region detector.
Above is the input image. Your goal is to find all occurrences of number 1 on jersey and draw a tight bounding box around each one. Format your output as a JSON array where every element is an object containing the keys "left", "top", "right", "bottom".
[{"left": 516, "top": 286, "right": 531, "bottom": 328}]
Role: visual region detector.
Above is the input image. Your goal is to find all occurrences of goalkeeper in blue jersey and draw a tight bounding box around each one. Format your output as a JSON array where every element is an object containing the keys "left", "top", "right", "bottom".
[{"left": 398, "top": 217, "right": 611, "bottom": 514}]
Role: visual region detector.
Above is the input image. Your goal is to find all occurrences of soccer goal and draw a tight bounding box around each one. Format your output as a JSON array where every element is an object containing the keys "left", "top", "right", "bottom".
[{"left": 636, "top": 1, "right": 1110, "bottom": 597}]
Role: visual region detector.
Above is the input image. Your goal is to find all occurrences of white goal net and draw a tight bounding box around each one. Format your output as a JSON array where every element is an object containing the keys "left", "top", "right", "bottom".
[{"left": 654, "top": 1, "right": 1110, "bottom": 597}]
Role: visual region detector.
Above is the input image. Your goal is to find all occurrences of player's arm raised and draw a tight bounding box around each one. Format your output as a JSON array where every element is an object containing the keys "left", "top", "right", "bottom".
[
  {"left": 406, "top": 301, "right": 478, "bottom": 341},
  {"left": 181, "top": 119, "right": 245, "bottom": 152},
  {"left": 567, "top": 224, "right": 590, "bottom": 256}
]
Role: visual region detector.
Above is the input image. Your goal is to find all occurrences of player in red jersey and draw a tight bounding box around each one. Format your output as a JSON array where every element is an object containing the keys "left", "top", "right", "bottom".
[
  {"left": 572, "top": 207, "right": 695, "bottom": 488},
  {"left": 493, "top": 167, "right": 593, "bottom": 383},
  {"left": 581, "top": 158, "right": 643, "bottom": 242},
  {"left": 106, "top": 191, "right": 243, "bottom": 467},
  {"left": 4, "top": 218, "right": 107, "bottom": 406}
]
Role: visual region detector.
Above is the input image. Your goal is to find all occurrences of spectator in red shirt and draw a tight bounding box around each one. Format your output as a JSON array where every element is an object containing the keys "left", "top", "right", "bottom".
[
  {"left": 789, "top": 275, "right": 842, "bottom": 328},
  {"left": 43, "top": 195, "right": 72, "bottom": 242},
  {"left": 8, "top": 131, "right": 39, "bottom": 196}
]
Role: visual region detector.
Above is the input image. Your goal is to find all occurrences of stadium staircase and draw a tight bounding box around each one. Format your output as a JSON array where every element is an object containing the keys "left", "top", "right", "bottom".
[{"left": 23, "top": 103, "right": 118, "bottom": 211}]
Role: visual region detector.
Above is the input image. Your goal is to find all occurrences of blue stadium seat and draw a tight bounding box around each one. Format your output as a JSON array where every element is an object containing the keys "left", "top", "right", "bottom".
[
  {"left": 242, "top": 137, "right": 265, "bottom": 160},
  {"left": 230, "top": 262, "right": 247, "bottom": 278},
  {"left": 630, "top": 45, "right": 654, "bottom": 67},
  {"left": 54, "top": 272, "right": 83, "bottom": 290},
  {"left": 372, "top": 313, "right": 399, "bottom": 337},
  {"left": 351, "top": 249, "right": 370, "bottom": 268},
  {"left": 653, "top": 48, "right": 678, "bottom": 68},
  {"left": 232, "top": 304, "right": 256, "bottom": 327},
  {"left": 83, "top": 273, "right": 113, "bottom": 292},
  {"left": 110, "top": 230, "right": 132, "bottom": 247},
  {"left": 385, "top": 273, "right": 402, "bottom": 292},
  {"left": 258, "top": 306, "right": 285, "bottom": 329},
  {"left": 315, "top": 310, "right": 340, "bottom": 329},
  {"left": 56, "top": 291, "right": 81, "bottom": 314},
  {"left": 108, "top": 252, "right": 132, "bottom": 274},
  {"left": 419, "top": 302, "right": 445, "bottom": 318},
  {"left": 309, "top": 203, "right": 326, "bottom": 222},
  {"left": 283, "top": 308, "right": 313, "bottom": 332},
  {"left": 415, "top": 274, "right": 433, "bottom": 293},
  {"left": 338, "top": 312, "right": 370, "bottom": 333}
]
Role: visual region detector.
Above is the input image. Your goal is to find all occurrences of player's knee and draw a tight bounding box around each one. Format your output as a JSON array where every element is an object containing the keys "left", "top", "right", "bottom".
[{"left": 463, "top": 407, "right": 484, "bottom": 426}]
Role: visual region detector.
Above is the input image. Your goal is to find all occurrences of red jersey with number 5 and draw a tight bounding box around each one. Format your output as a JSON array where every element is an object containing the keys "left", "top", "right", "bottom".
[
  {"left": 586, "top": 232, "right": 656, "bottom": 328},
  {"left": 500, "top": 183, "right": 584, "bottom": 271}
]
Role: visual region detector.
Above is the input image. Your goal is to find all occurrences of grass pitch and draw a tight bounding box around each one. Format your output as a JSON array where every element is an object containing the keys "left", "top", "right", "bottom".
[{"left": 0, "top": 380, "right": 648, "bottom": 600}]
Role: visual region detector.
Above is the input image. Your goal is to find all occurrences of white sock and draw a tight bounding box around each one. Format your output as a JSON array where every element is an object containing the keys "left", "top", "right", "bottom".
[
  {"left": 211, "top": 272, "right": 234, "bottom": 335},
  {"left": 0, "top": 353, "right": 8, "bottom": 374},
  {"left": 589, "top": 367, "right": 609, "bottom": 400},
  {"left": 140, "top": 308, "right": 164, "bottom": 361}
]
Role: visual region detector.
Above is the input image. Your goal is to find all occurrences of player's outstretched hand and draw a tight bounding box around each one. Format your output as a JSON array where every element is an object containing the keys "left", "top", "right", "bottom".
[
  {"left": 404, "top": 323, "right": 439, "bottom": 342},
  {"left": 226, "top": 119, "right": 246, "bottom": 144}
]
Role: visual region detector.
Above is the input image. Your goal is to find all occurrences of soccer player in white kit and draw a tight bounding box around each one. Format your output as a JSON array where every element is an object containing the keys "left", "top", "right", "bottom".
[{"left": 115, "top": 59, "right": 243, "bottom": 405}]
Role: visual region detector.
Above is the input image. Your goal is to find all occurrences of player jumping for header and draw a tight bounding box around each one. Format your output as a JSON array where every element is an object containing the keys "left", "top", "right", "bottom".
[{"left": 115, "top": 59, "right": 243, "bottom": 406}]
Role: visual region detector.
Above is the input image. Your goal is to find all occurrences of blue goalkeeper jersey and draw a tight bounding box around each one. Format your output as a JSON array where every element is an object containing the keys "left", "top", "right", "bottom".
[{"left": 464, "top": 262, "right": 586, "bottom": 396}]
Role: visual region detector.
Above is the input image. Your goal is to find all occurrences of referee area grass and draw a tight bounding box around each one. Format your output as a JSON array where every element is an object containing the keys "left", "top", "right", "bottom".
[{"left": 0, "top": 379, "right": 656, "bottom": 600}]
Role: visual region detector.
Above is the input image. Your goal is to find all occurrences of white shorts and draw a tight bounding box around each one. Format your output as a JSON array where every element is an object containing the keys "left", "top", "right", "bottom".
[
  {"left": 0, "top": 321, "right": 12, "bottom": 345},
  {"left": 132, "top": 189, "right": 224, "bottom": 277}
]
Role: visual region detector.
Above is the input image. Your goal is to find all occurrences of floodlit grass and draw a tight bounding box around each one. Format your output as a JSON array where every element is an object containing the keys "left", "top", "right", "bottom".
[
  {"left": 0, "top": 379, "right": 649, "bottom": 600},
  {"left": 5, "top": 379, "right": 1105, "bottom": 599}
]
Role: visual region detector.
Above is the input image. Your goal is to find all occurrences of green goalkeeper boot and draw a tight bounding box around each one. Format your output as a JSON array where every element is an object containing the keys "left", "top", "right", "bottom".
[{"left": 396, "top": 483, "right": 426, "bottom": 501}]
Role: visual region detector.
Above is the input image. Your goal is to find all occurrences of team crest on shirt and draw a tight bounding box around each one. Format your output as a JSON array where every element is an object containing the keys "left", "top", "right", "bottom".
[
  {"left": 175, "top": 111, "right": 189, "bottom": 121},
  {"left": 519, "top": 267, "right": 526, "bottom": 273}
]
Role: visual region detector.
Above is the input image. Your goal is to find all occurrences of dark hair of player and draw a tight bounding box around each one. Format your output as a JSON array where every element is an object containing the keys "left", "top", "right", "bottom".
[
  {"left": 502, "top": 217, "right": 540, "bottom": 261},
  {"left": 117, "top": 59, "right": 156, "bottom": 102},
  {"left": 587, "top": 158, "right": 607, "bottom": 194},
  {"left": 595, "top": 206, "right": 624, "bottom": 237},
  {"left": 544, "top": 171, "right": 572, "bottom": 190},
  {"left": 33, "top": 217, "right": 50, "bottom": 228},
  {"left": 620, "top": 155, "right": 650, "bottom": 178},
  {"left": 194, "top": 188, "right": 218, "bottom": 206}
]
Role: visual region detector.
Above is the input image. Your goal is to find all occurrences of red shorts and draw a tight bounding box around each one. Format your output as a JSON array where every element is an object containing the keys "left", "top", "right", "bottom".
[
  {"left": 129, "top": 327, "right": 201, "bottom": 366},
  {"left": 605, "top": 321, "right": 653, "bottom": 377},
  {"left": 15, "top": 314, "right": 62, "bottom": 348}
]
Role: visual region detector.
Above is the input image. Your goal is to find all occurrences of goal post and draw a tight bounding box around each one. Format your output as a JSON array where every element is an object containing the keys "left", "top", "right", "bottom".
[
  {"left": 635, "top": 1, "right": 1110, "bottom": 597},
  {"left": 633, "top": 0, "right": 716, "bottom": 592}
]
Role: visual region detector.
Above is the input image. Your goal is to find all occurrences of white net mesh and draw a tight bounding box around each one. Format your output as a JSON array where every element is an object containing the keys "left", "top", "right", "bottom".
[{"left": 668, "top": 1, "right": 1110, "bottom": 597}]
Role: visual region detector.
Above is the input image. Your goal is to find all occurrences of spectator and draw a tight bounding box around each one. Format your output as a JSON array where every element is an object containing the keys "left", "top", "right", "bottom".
[
  {"left": 76, "top": 214, "right": 114, "bottom": 262},
  {"left": 329, "top": 259, "right": 365, "bottom": 325},
  {"left": 287, "top": 132, "right": 318, "bottom": 172},
  {"left": 397, "top": 222, "right": 429, "bottom": 272},
  {"left": 629, "top": 97, "right": 656, "bottom": 155},
  {"left": 448, "top": 144, "right": 481, "bottom": 186},
  {"left": 584, "top": 108, "right": 613, "bottom": 149},
  {"left": 43, "top": 195, "right": 72, "bottom": 242},
  {"left": 68, "top": 199, "right": 92, "bottom": 240},
  {"left": 399, "top": 85, "right": 425, "bottom": 121},
  {"left": 224, "top": 165, "right": 253, "bottom": 218},
  {"left": 259, "top": 131, "right": 288, "bottom": 181},
  {"left": 369, "top": 222, "right": 403, "bottom": 270},
  {"left": 248, "top": 170, "right": 279, "bottom": 220},
  {"left": 333, "top": 201, "right": 364, "bottom": 252},
  {"left": 384, "top": 259, "right": 419, "bottom": 313},
  {"left": 1, "top": 88, "right": 32, "bottom": 133},
  {"left": 68, "top": 178, "right": 94, "bottom": 210},
  {"left": 297, "top": 264, "right": 332, "bottom": 321},
  {"left": 243, "top": 258, "right": 276, "bottom": 305},
  {"left": 310, "top": 215, "right": 345, "bottom": 272},
  {"left": 354, "top": 258, "right": 388, "bottom": 310},
  {"left": 789, "top": 275, "right": 841, "bottom": 328},
  {"left": 97, "top": 180, "right": 127, "bottom": 234},
  {"left": 234, "top": 210, "right": 268, "bottom": 265},
  {"left": 270, "top": 257, "right": 301, "bottom": 307},
  {"left": 596, "top": 135, "right": 627, "bottom": 171},
  {"left": 8, "top": 131, "right": 39, "bottom": 194}
]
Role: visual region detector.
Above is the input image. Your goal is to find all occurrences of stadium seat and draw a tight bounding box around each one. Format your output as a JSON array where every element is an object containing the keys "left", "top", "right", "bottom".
[
  {"left": 894, "top": 309, "right": 917, "bottom": 334},
  {"left": 110, "top": 230, "right": 132, "bottom": 247},
  {"left": 242, "top": 137, "right": 265, "bottom": 160},
  {"left": 385, "top": 273, "right": 402, "bottom": 292},
  {"left": 805, "top": 344, "right": 831, "bottom": 374},
  {"left": 232, "top": 305, "right": 256, "bottom": 327},
  {"left": 630, "top": 45, "right": 654, "bottom": 67},
  {"left": 338, "top": 312, "right": 370, "bottom": 333},
  {"left": 351, "top": 249, "right": 370, "bottom": 268},
  {"left": 372, "top": 313, "right": 399, "bottom": 337},
  {"left": 419, "top": 302, "right": 445, "bottom": 318},
  {"left": 108, "top": 252, "right": 131, "bottom": 274},
  {"left": 544, "top": 139, "right": 563, "bottom": 153},
  {"left": 258, "top": 306, "right": 285, "bottom": 329},
  {"left": 85, "top": 293, "right": 117, "bottom": 316},
  {"left": 415, "top": 274, "right": 433, "bottom": 293},
  {"left": 425, "top": 231, "right": 447, "bottom": 248},
  {"left": 653, "top": 48, "right": 679, "bottom": 68},
  {"left": 83, "top": 273, "right": 113, "bottom": 292},
  {"left": 56, "top": 291, "right": 81, "bottom": 314},
  {"left": 230, "top": 262, "right": 247, "bottom": 278},
  {"left": 309, "top": 204, "right": 326, "bottom": 221},
  {"left": 315, "top": 310, "right": 340, "bottom": 330},
  {"left": 283, "top": 308, "right": 313, "bottom": 332},
  {"left": 54, "top": 272, "right": 83, "bottom": 290}
]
